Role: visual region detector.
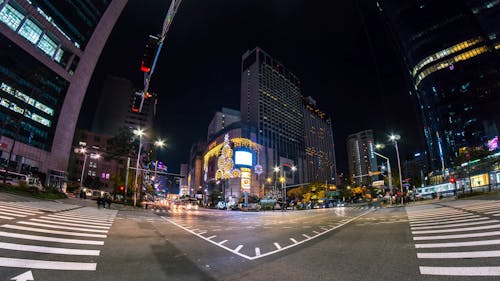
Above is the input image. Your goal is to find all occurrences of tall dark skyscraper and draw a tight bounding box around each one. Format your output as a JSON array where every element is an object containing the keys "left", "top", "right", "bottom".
[
  {"left": 240, "top": 47, "right": 306, "bottom": 182},
  {"left": 240, "top": 47, "right": 337, "bottom": 184},
  {"left": 380, "top": 0, "right": 500, "bottom": 171},
  {"left": 0, "top": 0, "right": 127, "bottom": 185}
]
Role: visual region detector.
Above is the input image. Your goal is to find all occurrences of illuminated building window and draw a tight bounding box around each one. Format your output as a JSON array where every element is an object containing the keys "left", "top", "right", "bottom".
[
  {"left": 0, "top": 4, "right": 24, "bottom": 31},
  {"left": 37, "top": 34, "right": 57, "bottom": 57},
  {"left": 18, "top": 18, "right": 43, "bottom": 44},
  {"left": 1, "top": 82, "right": 54, "bottom": 116},
  {"left": 412, "top": 37, "right": 483, "bottom": 77},
  {"left": 415, "top": 46, "right": 489, "bottom": 86}
]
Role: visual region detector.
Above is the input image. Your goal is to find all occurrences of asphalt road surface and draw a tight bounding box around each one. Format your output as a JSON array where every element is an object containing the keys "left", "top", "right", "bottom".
[{"left": 1, "top": 193, "right": 500, "bottom": 281}]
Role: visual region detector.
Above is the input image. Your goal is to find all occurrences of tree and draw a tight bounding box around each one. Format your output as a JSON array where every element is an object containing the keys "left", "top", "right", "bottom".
[{"left": 106, "top": 126, "right": 139, "bottom": 160}]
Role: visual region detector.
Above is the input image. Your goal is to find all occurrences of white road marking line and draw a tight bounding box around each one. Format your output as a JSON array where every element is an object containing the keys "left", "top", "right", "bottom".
[
  {"left": 207, "top": 235, "right": 216, "bottom": 240},
  {"left": 492, "top": 213, "right": 500, "bottom": 217},
  {"left": 420, "top": 266, "right": 500, "bottom": 276},
  {"left": 53, "top": 213, "right": 115, "bottom": 221},
  {"left": 410, "top": 216, "right": 486, "bottom": 227},
  {"left": 162, "top": 209, "right": 373, "bottom": 261},
  {"left": 408, "top": 213, "right": 472, "bottom": 222},
  {"left": 414, "top": 230, "right": 500, "bottom": 241},
  {"left": 234, "top": 245, "right": 243, "bottom": 252},
  {"left": 411, "top": 220, "right": 497, "bottom": 230},
  {"left": 1, "top": 225, "right": 107, "bottom": 238},
  {"left": 274, "top": 243, "right": 281, "bottom": 250},
  {"left": 412, "top": 224, "right": 500, "bottom": 234},
  {"left": 17, "top": 221, "right": 109, "bottom": 233},
  {"left": 0, "top": 212, "right": 25, "bottom": 217},
  {"left": 255, "top": 248, "right": 260, "bottom": 256},
  {"left": 198, "top": 231, "right": 207, "bottom": 235},
  {"left": 418, "top": 250, "right": 500, "bottom": 259},
  {"left": 302, "top": 234, "right": 311, "bottom": 239},
  {"left": 46, "top": 215, "right": 113, "bottom": 225},
  {"left": 416, "top": 239, "right": 500, "bottom": 248},
  {"left": 0, "top": 206, "right": 41, "bottom": 215},
  {"left": 40, "top": 216, "right": 112, "bottom": 226},
  {"left": 0, "top": 231, "right": 104, "bottom": 245},
  {"left": 0, "top": 205, "right": 43, "bottom": 213},
  {"left": 313, "top": 231, "right": 320, "bottom": 234},
  {"left": 30, "top": 219, "right": 110, "bottom": 229},
  {"left": 0, "top": 215, "right": 14, "bottom": 220},
  {"left": 290, "top": 238, "right": 298, "bottom": 244},
  {"left": 485, "top": 210, "right": 500, "bottom": 214},
  {"left": 0, "top": 257, "right": 96, "bottom": 271},
  {"left": 408, "top": 210, "right": 465, "bottom": 217},
  {"left": 218, "top": 240, "right": 227, "bottom": 245},
  {"left": 0, "top": 241, "right": 99, "bottom": 256}
]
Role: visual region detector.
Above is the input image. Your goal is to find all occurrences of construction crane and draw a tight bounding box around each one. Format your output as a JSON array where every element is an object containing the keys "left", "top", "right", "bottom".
[{"left": 136, "top": 0, "right": 183, "bottom": 113}]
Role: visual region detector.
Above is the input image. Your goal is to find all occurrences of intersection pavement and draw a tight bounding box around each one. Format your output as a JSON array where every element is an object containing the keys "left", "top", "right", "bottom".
[{"left": 1, "top": 191, "right": 500, "bottom": 280}]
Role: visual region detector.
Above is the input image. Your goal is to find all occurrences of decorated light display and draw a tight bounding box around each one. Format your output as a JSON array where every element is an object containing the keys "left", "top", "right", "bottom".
[{"left": 215, "top": 134, "right": 240, "bottom": 180}]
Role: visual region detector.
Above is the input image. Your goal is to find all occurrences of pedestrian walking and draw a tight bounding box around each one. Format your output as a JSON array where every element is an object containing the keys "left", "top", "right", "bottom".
[
  {"left": 106, "top": 196, "right": 112, "bottom": 209},
  {"left": 97, "top": 197, "right": 102, "bottom": 209}
]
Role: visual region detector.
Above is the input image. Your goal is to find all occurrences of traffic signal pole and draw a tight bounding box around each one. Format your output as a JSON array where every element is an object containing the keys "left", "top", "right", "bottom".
[{"left": 138, "top": 0, "right": 183, "bottom": 113}]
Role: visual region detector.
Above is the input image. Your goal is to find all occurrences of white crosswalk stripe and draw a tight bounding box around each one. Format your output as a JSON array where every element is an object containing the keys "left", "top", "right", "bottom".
[
  {"left": 407, "top": 200, "right": 500, "bottom": 277},
  {"left": 0, "top": 204, "right": 116, "bottom": 272}
]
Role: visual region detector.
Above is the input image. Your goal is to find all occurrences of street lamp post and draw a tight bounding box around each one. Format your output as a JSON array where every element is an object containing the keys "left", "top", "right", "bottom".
[
  {"left": 133, "top": 129, "right": 145, "bottom": 207},
  {"left": 390, "top": 134, "right": 404, "bottom": 205},
  {"left": 273, "top": 166, "right": 280, "bottom": 200},
  {"left": 280, "top": 175, "right": 286, "bottom": 211},
  {"left": 374, "top": 151, "right": 392, "bottom": 204},
  {"left": 132, "top": 128, "right": 165, "bottom": 207},
  {"left": 78, "top": 148, "right": 88, "bottom": 191}
]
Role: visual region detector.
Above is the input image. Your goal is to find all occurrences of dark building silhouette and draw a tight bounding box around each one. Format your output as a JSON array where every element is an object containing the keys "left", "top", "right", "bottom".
[{"left": 380, "top": 0, "right": 500, "bottom": 172}]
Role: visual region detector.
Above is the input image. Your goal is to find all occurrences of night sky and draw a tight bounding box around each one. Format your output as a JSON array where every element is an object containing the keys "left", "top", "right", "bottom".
[{"left": 79, "top": 0, "right": 426, "bottom": 174}]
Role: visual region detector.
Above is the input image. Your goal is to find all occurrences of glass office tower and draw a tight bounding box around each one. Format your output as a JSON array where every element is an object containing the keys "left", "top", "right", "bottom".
[
  {"left": 0, "top": 0, "right": 127, "bottom": 185},
  {"left": 380, "top": 0, "right": 500, "bottom": 171}
]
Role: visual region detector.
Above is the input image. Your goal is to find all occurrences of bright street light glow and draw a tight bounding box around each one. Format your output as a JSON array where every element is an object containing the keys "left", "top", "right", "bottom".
[
  {"left": 154, "top": 139, "right": 166, "bottom": 147},
  {"left": 291, "top": 165, "right": 297, "bottom": 172},
  {"left": 375, "top": 143, "right": 385, "bottom": 150},
  {"left": 133, "top": 128, "right": 145, "bottom": 137},
  {"left": 273, "top": 166, "right": 280, "bottom": 172},
  {"left": 389, "top": 134, "right": 401, "bottom": 141}
]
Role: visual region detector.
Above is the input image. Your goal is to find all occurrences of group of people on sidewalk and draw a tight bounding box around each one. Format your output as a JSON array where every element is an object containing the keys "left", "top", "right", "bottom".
[{"left": 97, "top": 195, "right": 112, "bottom": 209}]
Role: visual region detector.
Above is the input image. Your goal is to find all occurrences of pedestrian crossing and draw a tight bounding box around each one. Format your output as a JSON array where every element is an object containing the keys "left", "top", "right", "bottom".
[
  {"left": 407, "top": 201, "right": 500, "bottom": 277},
  {"left": 0, "top": 203, "right": 116, "bottom": 272}
]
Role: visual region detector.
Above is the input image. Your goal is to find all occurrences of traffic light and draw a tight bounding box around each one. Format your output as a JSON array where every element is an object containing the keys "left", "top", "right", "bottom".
[
  {"left": 449, "top": 177, "right": 456, "bottom": 183},
  {"left": 119, "top": 185, "right": 125, "bottom": 192},
  {"left": 140, "top": 35, "right": 160, "bottom": 73},
  {"left": 131, "top": 92, "right": 142, "bottom": 112}
]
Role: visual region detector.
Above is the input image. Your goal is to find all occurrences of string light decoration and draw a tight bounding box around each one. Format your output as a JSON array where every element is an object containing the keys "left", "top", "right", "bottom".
[{"left": 215, "top": 134, "right": 240, "bottom": 180}]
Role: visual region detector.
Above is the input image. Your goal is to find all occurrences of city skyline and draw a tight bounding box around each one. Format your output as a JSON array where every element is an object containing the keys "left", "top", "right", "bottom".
[{"left": 79, "top": 0, "right": 425, "bottom": 174}]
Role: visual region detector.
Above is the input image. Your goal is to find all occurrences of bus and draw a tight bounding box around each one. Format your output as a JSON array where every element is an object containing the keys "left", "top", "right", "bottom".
[
  {"left": 0, "top": 169, "right": 41, "bottom": 189},
  {"left": 415, "top": 183, "right": 455, "bottom": 199}
]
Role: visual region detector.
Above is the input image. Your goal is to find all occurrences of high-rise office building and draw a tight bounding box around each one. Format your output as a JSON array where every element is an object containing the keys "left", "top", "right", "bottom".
[
  {"left": 380, "top": 0, "right": 500, "bottom": 171},
  {"left": 347, "top": 130, "right": 377, "bottom": 186},
  {"left": 240, "top": 47, "right": 306, "bottom": 183},
  {"left": 303, "top": 96, "right": 337, "bottom": 183},
  {"left": 207, "top": 107, "right": 240, "bottom": 140},
  {"left": 92, "top": 75, "right": 155, "bottom": 136},
  {"left": 0, "top": 0, "right": 127, "bottom": 185}
]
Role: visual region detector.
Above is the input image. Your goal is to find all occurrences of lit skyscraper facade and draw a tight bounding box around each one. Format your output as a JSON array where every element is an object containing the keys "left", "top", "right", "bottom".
[
  {"left": 303, "top": 96, "right": 337, "bottom": 183},
  {"left": 347, "top": 130, "right": 377, "bottom": 186},
  {"left": 0, "top": 0, "right": 127, "bottom": 185},
  {"left": 380, "top": 0, "right": 500, "bottom": 171},
  {"left": 240, "top": 47, "right": 305, "bottom": 183}
]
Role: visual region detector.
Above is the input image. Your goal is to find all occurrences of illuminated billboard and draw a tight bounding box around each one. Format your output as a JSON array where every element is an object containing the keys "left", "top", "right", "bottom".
[{"left": 234, "top": 150, "right": 253, "bottom": 167}]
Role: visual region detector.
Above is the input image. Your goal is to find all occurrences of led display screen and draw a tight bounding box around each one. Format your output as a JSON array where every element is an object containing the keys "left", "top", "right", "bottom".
[{"left": 235, "top": 151, "right": 253, "bottom": 166}]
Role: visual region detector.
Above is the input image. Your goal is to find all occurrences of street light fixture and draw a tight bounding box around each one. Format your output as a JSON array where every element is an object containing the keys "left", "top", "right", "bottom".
[
  {"left": 132, "top": 128, "right": 165, "bottom": 207},
  {"left": 77, "top": 147, "right": 100, "bottom": 192},
  {"left": 273, "top": 166, "right": 280, "bottom": 199},
  {"left": 389, "top": 134, "right": 404, "bottom": 204}
]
